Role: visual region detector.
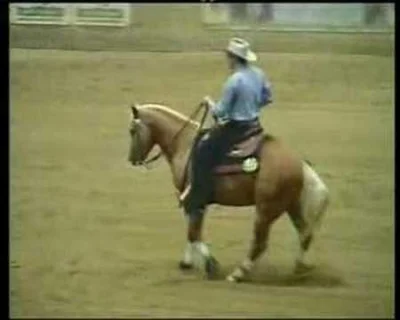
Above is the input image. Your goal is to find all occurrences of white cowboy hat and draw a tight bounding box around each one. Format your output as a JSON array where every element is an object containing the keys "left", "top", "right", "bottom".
[{"left": 225, "top": 38, "right": 257, "bottom": 62}]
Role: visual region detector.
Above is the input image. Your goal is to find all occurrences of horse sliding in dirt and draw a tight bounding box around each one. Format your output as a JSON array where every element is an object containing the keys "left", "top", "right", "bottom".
[{"left": 127, "top": 103, "right": 329, "bottom": 282}]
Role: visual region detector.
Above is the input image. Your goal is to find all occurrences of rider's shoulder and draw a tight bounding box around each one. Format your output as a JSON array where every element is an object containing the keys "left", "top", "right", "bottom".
[
  {"left": 225, "top": 72, "right": 241, "bottom": 87},
  {"left": 251, "top": 65, "right": 266, "bottom": 77}
]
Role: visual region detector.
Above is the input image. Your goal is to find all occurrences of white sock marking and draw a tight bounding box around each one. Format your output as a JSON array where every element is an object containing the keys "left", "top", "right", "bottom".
[
  {"left": 183, "top": 242, "right": 193, "bottom": 264},
  {"left": 193, "top": 241, "right": 211, "bottom": 258},
  {"left": 242, "top": 258, "right": 254, "bottom": 271}
]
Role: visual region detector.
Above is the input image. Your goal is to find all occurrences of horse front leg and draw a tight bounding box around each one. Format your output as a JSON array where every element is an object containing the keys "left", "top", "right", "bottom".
[{"left": 178, "top": 211, "right": 220, "bottom": 279}]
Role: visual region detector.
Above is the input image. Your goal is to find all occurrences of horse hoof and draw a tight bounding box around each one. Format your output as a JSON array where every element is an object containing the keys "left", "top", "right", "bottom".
[
  {"left": 178, "top": 261, "right": 194, "bottom": 271},
  {"left": 205, "top": 256, "right": 220, "bottom": 280},
  {"left": 226, "top": 274, "right": 241, "bottom": 283}
]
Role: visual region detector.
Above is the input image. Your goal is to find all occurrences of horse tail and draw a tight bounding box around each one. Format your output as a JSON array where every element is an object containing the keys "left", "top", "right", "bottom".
[{"left": 299, "top": 161, "right": 330, "bottom": 237}]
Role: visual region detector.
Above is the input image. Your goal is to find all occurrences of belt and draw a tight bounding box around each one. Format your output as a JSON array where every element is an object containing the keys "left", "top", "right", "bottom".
[{"left": 227, "top": 118, "right": 259, "bottom": 127}]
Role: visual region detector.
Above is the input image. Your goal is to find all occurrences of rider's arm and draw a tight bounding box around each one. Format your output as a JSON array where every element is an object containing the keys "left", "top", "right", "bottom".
[
  {"left": 260, "top": 76, "right": 273, "bottom": 108},
  {"left": 211, "top": 76, "right": 237, "bottom": 120}
]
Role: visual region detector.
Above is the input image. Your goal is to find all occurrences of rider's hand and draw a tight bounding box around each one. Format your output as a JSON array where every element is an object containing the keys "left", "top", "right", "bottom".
[{"left": 202, "top": 96, "right": 214, "bottom": 108}]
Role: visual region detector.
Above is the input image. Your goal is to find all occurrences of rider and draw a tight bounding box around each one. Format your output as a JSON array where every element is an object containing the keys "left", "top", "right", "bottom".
[{"left": 180, "top": 37, "right": 273, "bottom": 221}]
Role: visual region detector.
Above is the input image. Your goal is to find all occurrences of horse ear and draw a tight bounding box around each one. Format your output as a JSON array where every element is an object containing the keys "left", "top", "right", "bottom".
[{"left": 131, "top": 104, "right": 139, "bottom": 119}]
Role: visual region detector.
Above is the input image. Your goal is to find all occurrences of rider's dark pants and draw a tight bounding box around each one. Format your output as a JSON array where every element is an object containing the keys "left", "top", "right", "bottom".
[{"left": 184, "top": 119, "right": 259, "bottom": 218}]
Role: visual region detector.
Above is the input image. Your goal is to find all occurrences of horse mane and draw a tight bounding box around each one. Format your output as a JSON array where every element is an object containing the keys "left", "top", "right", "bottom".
[{"left": 137, "top": 104, "right": 199, "bottom": 127}]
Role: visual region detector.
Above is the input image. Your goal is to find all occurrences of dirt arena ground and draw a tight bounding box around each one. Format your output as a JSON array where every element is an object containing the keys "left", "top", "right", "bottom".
[{"left": 10, "top": 47, "right": 394, "bottom": 317}]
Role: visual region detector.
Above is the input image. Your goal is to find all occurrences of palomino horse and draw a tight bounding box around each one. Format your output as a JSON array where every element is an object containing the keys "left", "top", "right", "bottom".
[{"left": 127, "top": 103, "right": 329, "bottom": 282}]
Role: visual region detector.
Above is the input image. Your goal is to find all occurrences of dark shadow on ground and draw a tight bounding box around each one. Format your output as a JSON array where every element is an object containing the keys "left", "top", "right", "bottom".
[{"left": 157, "top": 260, "right": 346, "bottom": 288}]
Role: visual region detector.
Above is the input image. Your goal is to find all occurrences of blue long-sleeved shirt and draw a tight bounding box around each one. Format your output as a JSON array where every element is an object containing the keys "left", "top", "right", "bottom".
[{"left": 211, "top": 65, "right": 272, "bottom": 122}]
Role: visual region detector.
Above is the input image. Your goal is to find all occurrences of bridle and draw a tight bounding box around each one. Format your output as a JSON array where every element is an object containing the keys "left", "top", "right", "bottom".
[{"left": 129, "top": 102, "right": 210, "bottom": 169}]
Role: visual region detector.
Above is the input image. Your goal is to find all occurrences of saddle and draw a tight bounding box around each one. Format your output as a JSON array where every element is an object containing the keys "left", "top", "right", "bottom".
[
  {"left": 225, "top": 126, "right": 264, "bottom": 158},
  {"left": 214, "top": 123, "right": 267, "bottom": 175},
  {"left": 178, "top": 123, "right": 269, "bottom": 207}
]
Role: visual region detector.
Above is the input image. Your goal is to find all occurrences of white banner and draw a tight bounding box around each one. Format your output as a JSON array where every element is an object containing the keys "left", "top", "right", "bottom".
[
  {"left": 9, "top": 3, "right": 131, "bottom": 27},
  {"left": 72, "top": 3, "right": 130, "bottom": 27},
  {"left": 9, "top": 3, "right": 70, "bottom": 25}
]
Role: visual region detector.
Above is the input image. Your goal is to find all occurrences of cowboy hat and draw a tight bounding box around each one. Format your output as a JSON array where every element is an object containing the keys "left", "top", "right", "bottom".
[{"left": 225, "top": 38, "right": 257, "bottom": 62}]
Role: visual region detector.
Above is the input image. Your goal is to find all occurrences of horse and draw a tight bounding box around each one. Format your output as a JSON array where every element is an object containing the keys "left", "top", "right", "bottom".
[{"left": 127, "top": 103, "right": 330, "bottom": 283}]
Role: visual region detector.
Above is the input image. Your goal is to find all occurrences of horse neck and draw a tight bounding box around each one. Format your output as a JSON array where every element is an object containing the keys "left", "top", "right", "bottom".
[{"left": 141, "top": 106, "right": 198, "bottom": 163}]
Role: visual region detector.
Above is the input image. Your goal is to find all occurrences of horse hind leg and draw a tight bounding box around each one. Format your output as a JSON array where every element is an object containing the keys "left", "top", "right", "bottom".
[
  {"left": 227, "top": 204, "right": 283, "bottom": 283},
  {"left": 287, "top": 163, "right": 330, "bottom": 273},
  {"left": 287, "top": 201, "right": 315, "bottom": 274}
]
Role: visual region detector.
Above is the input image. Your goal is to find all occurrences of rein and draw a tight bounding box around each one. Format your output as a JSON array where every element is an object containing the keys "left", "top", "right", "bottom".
[{"left": 134, "top": 102, "right": 210, "bottom": 169}]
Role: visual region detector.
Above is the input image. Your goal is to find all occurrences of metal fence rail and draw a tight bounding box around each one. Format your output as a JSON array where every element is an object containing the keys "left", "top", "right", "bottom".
[{"left": 201, "top": 3, "right": 395, "bottom": 34}]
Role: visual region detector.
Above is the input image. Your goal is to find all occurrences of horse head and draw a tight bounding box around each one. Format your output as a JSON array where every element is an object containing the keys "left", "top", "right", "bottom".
[
  {"left": 127, "top": 104, "right": 154, "bottom": 166},
  {"left": 127, "top": 103, "right": 201, "bottom": 167}
]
